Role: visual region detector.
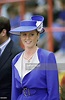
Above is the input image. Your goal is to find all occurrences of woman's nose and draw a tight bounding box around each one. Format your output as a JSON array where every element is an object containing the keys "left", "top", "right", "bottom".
[{"left": 26, "top": 34, "right": 30, "bottom": 39}]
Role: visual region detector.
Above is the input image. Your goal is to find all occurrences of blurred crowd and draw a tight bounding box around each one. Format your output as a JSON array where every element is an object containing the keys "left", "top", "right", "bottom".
[{"left": 0, "top": 0, "right": 65, "bottom": 54}]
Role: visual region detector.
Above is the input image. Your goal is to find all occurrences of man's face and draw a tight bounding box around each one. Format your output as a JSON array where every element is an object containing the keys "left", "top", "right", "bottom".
[
  {"left": 0, "top": 29, "right": 7, "bottom": 45},
  {"left": 0, "top": 32, "right": 3, "bottom": 45}
]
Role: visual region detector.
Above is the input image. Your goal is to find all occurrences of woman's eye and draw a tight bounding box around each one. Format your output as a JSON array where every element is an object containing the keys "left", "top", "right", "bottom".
[
  {"left": 22, "top": 33, "right": 26, "bottom": 36},
  {"left": 30, "top": 33, "right": 34, "bottom": 36}
]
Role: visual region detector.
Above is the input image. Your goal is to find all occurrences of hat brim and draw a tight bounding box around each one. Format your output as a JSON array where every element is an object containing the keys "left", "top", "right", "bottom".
[{"left": 10, "top": 26, "right": 37, "bottom": 33}]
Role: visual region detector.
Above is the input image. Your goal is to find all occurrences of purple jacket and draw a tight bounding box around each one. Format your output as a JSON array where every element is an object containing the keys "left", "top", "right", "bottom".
[{"left": 11, "top": 48, "right": 60, "bottom": 100}]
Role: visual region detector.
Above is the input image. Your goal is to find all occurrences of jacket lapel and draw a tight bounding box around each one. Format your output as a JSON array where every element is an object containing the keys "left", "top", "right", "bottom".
[
  {"left": 14, "top": 54, "right": 22, "bottom": 83},
  {"left": 0, "top": 40, "right": 13, "bottom": 69},
  {"left": 14, "top": 49, "right": 42, "bottom": 85}
]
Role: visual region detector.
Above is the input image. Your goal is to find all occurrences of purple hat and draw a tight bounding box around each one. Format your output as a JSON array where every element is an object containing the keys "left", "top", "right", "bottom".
[
  {"left": 10, "top": 15, "right": 44, "bottom": 34},
  {"left": 31, "top": 15, "right": 45, "bottom": 33},
  {"left": 31, "top": 15, "right": 44, "bottom": 22}
]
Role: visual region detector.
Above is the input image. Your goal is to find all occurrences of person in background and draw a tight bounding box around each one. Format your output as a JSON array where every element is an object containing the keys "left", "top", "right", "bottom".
[
  {"left": 10, "top": 15, "right": 59, "bottom": 100},
  {"left": 54, "top": 0, "right": 65, "bottom": 55},
  {"left": 7, "top": 4, "right": 21, "bottom": 46},
  {"left": 0, "top": 16, "right": 23, "bottom": 100},
  {"left": 24, "top": 0, "right": 38, "bottom": 20},
  {"left": 59, "top": 0, "right": 65, "bottom": 54}
]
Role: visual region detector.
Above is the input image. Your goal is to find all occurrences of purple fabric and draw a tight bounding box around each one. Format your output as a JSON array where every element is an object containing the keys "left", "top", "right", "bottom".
[
  {"left": 10, "top": 16, "right": 20, "bottom": 28},
  {"left": 11, "top": 48, "right": 60, "bottom": 100},
  {"left": 59, "top": 10, "right": 65, "bottom": 20}
]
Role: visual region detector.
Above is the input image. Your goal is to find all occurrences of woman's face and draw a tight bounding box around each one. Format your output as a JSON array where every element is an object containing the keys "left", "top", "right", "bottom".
[{"left": 20, "top": 30, "right": 40, "bottom": 49}]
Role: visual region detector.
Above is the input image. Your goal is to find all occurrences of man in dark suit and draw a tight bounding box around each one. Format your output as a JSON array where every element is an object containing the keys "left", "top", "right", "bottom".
[{"left": 0, "top": 16, "right": 23, "bottom": 100}]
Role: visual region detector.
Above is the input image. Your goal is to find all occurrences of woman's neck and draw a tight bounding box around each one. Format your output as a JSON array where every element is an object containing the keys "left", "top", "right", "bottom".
[{"left": 24, "top": 46, "right": 38, "bottom": 58}]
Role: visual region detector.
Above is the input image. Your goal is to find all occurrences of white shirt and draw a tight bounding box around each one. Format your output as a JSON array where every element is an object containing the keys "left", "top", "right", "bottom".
[
  {"left": 22, "top": 49, "right": 39, "bottom": 78},
  {"left": 0, "top": 37, "right": 11, "bottom": 55}
]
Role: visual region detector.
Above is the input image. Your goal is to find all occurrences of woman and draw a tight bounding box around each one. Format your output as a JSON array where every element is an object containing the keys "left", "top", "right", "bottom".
[{"left": 10, "top": 15, "right": 59, "bottom": 100}]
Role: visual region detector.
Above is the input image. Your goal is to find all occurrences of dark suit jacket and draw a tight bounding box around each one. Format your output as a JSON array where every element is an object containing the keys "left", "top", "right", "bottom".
[{"left": 0, "top": 40, "right": 23, "bottom": 100}]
